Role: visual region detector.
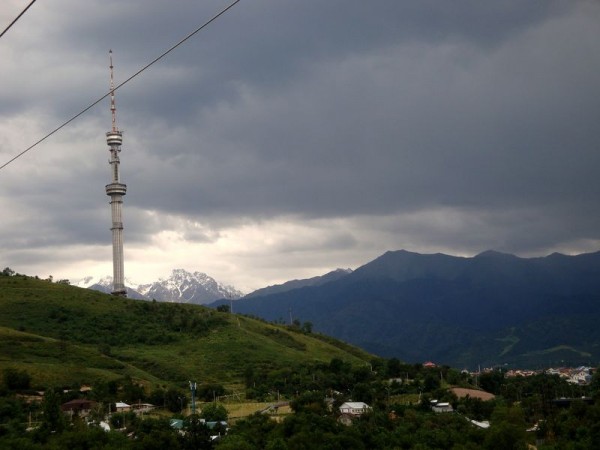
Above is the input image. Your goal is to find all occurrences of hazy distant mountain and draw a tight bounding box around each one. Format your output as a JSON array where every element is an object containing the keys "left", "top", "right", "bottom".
[
  {"left": 212, "top": 249, "right": 600, "bottom": 368},
  {"left": 244, "top": 268, "right": 352, "bottom": 299},
  {"left": 76, "top": 270, "right": 244, "bottom": 305},
  {"left": 137, "top": 269, "right": 243, "bottom": 305}
]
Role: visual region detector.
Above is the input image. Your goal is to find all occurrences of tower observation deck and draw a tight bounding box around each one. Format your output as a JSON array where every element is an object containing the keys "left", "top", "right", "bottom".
[{"left": 105, "top": 50, "right": 127, "bottom": 296}]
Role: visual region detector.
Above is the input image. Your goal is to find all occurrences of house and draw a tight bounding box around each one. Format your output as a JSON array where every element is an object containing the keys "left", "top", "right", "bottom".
[
  {"left": 567, "top": 368, "right": 592, "bottom": 385},
  {"left": 61, "top": 399, "right": 96, "bottom": 417},
  {"left": 339, "top": 402, "right": 371, "bottom": 416},
  {"left": 430, "top": 400, "right": 453, "bottom": 413},
  {"left": 131, "top": 403, "right": 156, "bottom": 414},
  {"left": 115, "top": 401, "right": 131, "bottom": 413}
]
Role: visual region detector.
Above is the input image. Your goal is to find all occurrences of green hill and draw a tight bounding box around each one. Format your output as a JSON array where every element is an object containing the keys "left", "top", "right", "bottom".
[{"left": 0, "top": 274, "right": 371, "bottom": 390}]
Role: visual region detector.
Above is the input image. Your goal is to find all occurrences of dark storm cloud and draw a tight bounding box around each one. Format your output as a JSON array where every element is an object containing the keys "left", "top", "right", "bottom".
[
  {"left": 111, "top": 0, "right": 574, "bottom": 126},
  {"left": 123, "top": 1, "right": 600, "bottom": 224},
  {"left": 1, "top": 0, "right": 599, "bottom": 285},
  {"left": 2, "top": 1, "right": 571, "bottom": 121}
]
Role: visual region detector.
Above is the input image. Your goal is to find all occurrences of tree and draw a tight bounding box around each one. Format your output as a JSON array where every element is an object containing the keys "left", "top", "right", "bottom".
[
  {"left": 200, "top": 403, "right": 228, "bottom": 422},
  {"left": 590, "top": 366, "right": 600, "bottom": 399},
  {"left": 478, "top": 370, "right": 505, "bottom": 395},
  {"left": 39, "top": 388, "right": 65, "bottom": 435},
  {"left": 221, "top": 413, "right": 278, "bottom": 449},
  {"left": 183, "top": 415, "right": 213, "bottom": 450},
  {"left": 422, "top": 373, "right": 440, "bottom": 393},
  {"left": 484, "top": 422, "right": 528, "bottom": 450},
  {"left": 216, "top": 305, "right": 230, "bottom": 313},
  {"left": 386, "top": 358, "right": 402, "bottom": 378},
  {"left": 165, "top": 388, "right": 187, "bottom": 413},
  {"left": 484, "top": 405, "right": 527, "bottom": 450},
  {"left": 1, "top": 267, "right": 14, "bottom": 276},
  {"left": 301, "top": 322, "right": 313, "bottom": 334},
  {"left": 329, "top": 358, "right": 348, "bottom": 374},
  {"left": 216, "top": 434, "right": 256, "bottom": 450},
  {"left": 197, "top": 384, "right": 226, "bottom": 402},
  {"left": 290, "top": 391, "right": 327, "bottom": 415},
  {"left": 134, "top": 417, "right": 183, "bottom": 450},
  {"left": 110, "top": 412, "right": 135, "bottom": 430},
  {"left": 352, "top": 382, "right": 374, "bottom": 404},
  {"left": 3, "top": 368, "right": 31, "bottom": 391},
  {"left": 121, "top": 378, "right": 146, "bottom": 404}
]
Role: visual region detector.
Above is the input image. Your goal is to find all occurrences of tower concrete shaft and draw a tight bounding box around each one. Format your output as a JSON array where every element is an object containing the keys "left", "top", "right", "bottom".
[{"left": 105, "top": 50, "right": 127, "bottom": 296}]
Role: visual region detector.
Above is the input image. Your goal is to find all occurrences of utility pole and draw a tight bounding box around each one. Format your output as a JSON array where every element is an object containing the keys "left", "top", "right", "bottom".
[{"left": 189, "top": 381, "right": 197, "bottom": 415}]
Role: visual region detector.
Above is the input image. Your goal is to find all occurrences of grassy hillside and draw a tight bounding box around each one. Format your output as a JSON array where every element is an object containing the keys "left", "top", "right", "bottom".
[{"left": 0, "top": 275, "right": 371, "bottom": 390}]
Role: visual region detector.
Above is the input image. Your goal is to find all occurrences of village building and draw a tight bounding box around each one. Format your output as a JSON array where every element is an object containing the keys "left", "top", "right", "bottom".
[
  {"left": 430, "top": 400, "right": 453, "bottom": 413},
  {"left": 339, "top": 401, "right": 371, "bottom": 416},
  {"left": 115, "top": 401, "right": 131, "bottom": 413},
  {"left": 61, "top": 399, "right": 97, "bottom": 417},
  {"left": 338, "top": 402, "right": 372, "bottom": 426}
]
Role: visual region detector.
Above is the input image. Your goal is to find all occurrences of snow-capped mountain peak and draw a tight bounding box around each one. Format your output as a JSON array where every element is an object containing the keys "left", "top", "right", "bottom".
[
  {"left": 74, "top": 275, "right": 115, "bottom": 289},
  {"left": 127, "top": 269, "right": 244, "bottom": 305},
  {"left": 75, "top": 270, "right": 243, "bottom": 304}
]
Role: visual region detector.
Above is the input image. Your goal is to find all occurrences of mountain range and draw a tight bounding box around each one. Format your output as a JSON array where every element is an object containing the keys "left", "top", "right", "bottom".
[
  {"left": 76, "top": 249, "right": 600, "bottom": 369},
  {"left": 211, "top": 249, "right": 600, "bottom": 369},
  {"left": 244, "top": 268, "right": 352, "bottom": 299},
  {"left": 75, "top": 269, "right": 243, "bottom": 304}
]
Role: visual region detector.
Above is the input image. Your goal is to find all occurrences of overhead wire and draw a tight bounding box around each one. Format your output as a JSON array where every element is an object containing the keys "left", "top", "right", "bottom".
[
  {"left": 0, "top": 0, "right": 242, "bottom": 171},
  {"left": 0, "top": 0, "right": 38, "bottom": 39}
]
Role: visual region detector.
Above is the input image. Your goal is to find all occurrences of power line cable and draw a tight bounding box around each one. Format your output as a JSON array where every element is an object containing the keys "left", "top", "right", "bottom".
[
  {"left": 0, "top": 0, "right": 241, "bottom": 171},
  {"left": 0, "top": 0, "right": 38, "bottom": 39}
]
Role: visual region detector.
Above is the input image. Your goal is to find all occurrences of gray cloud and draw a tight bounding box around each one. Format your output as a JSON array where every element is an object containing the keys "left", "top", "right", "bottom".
[{"left": 1, "top": 0, "right": 599, "bottom": 287}]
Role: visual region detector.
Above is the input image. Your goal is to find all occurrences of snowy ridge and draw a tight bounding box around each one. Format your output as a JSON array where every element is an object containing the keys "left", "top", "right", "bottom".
[
  {"left": 75, "top": 269, "right": 243, "bottom": 305},
  {"left": 137, "top": 269, "right": 244, "bottom": 305}
]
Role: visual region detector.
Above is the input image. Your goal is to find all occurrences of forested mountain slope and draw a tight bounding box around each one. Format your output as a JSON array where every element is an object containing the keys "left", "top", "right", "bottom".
[{"left": 214, "top": 250, "right": 600, "bottom": 368}]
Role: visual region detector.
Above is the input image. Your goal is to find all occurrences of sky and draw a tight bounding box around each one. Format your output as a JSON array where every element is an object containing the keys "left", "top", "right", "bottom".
[{"left": 1, "top": 0, "right": 599, "bottom": 293}]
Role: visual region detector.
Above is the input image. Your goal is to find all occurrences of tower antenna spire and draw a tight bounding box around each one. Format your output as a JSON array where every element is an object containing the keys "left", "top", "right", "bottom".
[
  {"left": 105, "top": 50, "right": 127, "bottom": 297},
  {"left": 109, "top": 49, "right": 118, "bottom": 132}
]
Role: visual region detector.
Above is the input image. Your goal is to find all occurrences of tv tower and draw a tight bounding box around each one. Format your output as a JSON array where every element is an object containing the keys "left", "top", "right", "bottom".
[{"left": 105, "top": 50, "right": 127, "bottom": 296}]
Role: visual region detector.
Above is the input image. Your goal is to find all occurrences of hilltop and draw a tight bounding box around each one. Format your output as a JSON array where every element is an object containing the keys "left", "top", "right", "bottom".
[{"left": 0, "top": 274, "right": 370, "bottom": 390}]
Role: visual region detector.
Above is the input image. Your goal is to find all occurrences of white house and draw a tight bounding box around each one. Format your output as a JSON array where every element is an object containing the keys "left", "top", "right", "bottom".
[
  {"left": 431, "top": 401, "right": 453, "bottom": 413},
  {"left": 568, "top": 368, "right": 592, "bottom": 385},
  {"left": 339, "top": 402, "right": 371, "bottom": 416}
]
